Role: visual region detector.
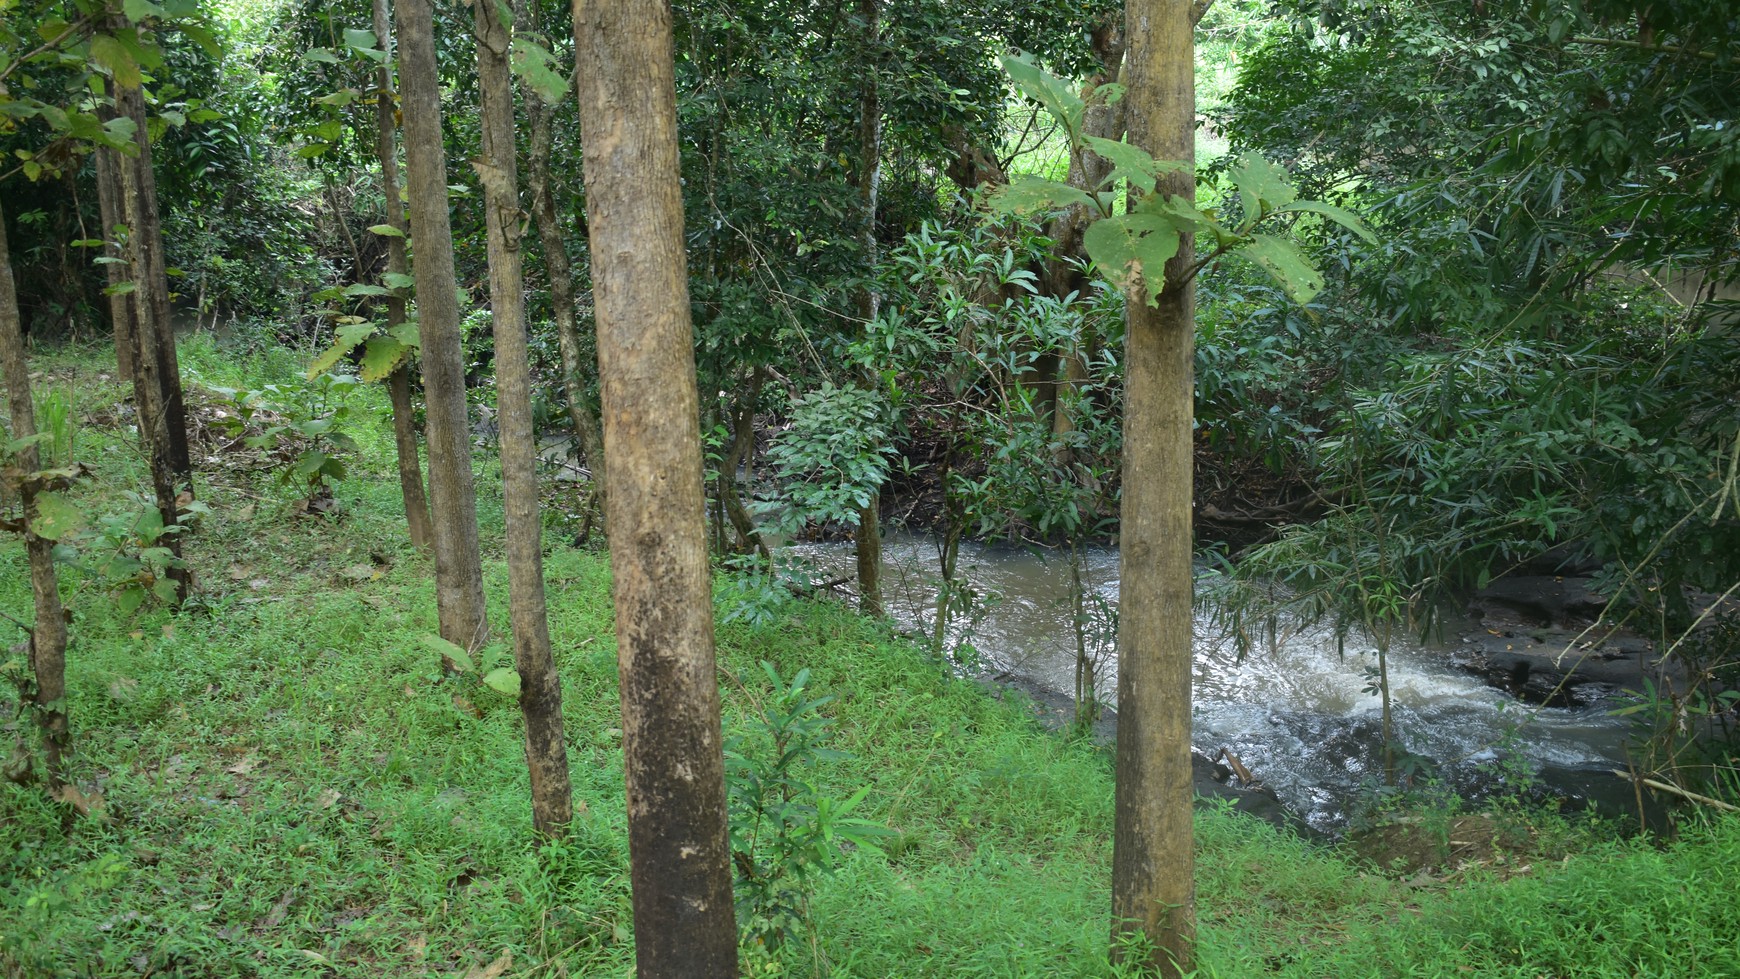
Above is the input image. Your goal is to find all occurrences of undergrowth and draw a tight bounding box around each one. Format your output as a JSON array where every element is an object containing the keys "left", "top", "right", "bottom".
[{"left": 2, "top": 340, "right": 1737, "bottom": 977}]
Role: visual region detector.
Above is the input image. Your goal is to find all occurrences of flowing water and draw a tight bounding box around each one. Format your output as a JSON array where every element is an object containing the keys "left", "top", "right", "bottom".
[{"left": 784, "top": 531, "right": 1636, "bottom": 833}]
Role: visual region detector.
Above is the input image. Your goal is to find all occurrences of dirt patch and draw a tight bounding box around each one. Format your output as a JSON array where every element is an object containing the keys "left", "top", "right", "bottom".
[{"left": 1347, "top": 813, "right": 1541, "bottom": 880}]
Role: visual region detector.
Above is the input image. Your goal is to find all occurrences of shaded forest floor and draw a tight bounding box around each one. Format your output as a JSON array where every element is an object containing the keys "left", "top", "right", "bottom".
[{"left": 4, "top": 338, "right": 1739, "bottom": 977}]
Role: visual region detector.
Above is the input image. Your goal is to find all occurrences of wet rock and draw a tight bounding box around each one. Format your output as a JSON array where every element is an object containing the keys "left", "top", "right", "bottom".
[{"left": 1459, "top": 575, "right": 1677, "bottom": 705}]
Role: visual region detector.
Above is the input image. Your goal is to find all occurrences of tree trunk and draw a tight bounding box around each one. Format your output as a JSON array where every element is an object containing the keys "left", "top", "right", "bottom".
[
  {"left": 397, "top": 0, "right": 489, "bottom": 658},
  {"left": 371, "top": 0, "right": 434, "bottom": 553},
  {"left": 572, "top": 0, "right": 738, "bottom": 972},
  {"left": 106, "top": 77, "right": 190, "bottom": 604},
  {"left": 524, "top": 61, "right": 609, "bottom": 527},
  {"left": 473, "top": 0, "right": 574, "bottom": 839},
  {"left": 854, "top": 0, "right": 884, "bottom": 617},
  {"left": 115, "top": 78, "right": 191, "bottom": 483},
  {"left": 92, "top": 147, "right": 134, "bottom": 384},
  {"left": 1111, "top": 0, "right": 1197, "bottom": 975},
  {"left": 719, "top": 367, "right": 768, "bottom": 559},
  {"left": 0, "top": 200, "right": 70, "bottom": 791}
]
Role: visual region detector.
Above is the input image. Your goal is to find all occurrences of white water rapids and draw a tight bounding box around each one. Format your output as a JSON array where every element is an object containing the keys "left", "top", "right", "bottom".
[{"left": 784, "top": 531, "right": 1635, "bottom": 832}]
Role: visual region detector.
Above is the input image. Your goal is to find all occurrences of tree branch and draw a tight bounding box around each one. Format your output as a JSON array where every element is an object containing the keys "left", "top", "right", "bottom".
[{"left": 1567, "top": 34, "right": 1717, "bottom": 62}]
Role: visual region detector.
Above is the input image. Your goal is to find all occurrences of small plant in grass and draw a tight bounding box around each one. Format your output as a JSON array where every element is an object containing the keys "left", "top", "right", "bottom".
[
  {"left": 85, "top": 493, "right": 202, "bottom": 615},
  {"left": 421, "top": 634, "right": 521, "bottom": 695},
  {"left": 205, "top": 373, "right": 359, "bottom": 509},
  {"left": 726, "top": 662, "right": 891, "bottom": 957}
]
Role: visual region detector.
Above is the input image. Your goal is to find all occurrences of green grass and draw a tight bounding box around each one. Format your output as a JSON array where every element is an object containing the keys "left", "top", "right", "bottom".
[{"left": 4, "top": 339, "right": 1739, "bottom": 977}]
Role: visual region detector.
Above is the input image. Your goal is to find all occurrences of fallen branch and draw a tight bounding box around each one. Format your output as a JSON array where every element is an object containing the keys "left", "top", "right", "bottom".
[{"left": 1612, "top": 770, "right": 1740, "bottom": 813}]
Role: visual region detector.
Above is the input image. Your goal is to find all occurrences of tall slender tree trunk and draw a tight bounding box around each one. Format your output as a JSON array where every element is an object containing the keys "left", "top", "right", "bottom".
[
  {"left": 102, "top": 76, "right": 190, "bottom": 603},
  {"left": 1111, "top": 0, "right": 1197, "bottom": 974},
  {"left": 854, "top": 0, "right": 884, "bottom": 617},
  {"left": 571, "top": 0, "right": 738, "bottom": 972},
  {"left": 719, "top": 367, "right": 768, "bottom": 559},
  {"left": 473, "top": 0, "right": 574, "bottom": 839},
  {"left": 524, "top": 62, "right": 608, "bottom": 527},
  {"left": 92, "top": 148, "right": 135, "bottom": 384},
  {"left": 398, "top": 0, "right": 489, "bottom": 658},
  {"left": 114, "top": 77, "right": 190, "bottom": 483},
  {"left": 371, "top": 0, "right": 434, "bottom": 553},
  {"left": 0, "top": 201, "right": 69, "bottom": 791}
]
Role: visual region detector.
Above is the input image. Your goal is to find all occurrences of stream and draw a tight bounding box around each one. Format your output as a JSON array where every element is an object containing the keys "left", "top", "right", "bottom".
[{"left": 783, "top": 531, "right": 1640, "bottom": 834}]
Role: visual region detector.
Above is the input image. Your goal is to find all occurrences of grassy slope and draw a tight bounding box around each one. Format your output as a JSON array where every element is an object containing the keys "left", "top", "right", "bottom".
[{"left": 2, "top": 339, "right": 1737, "bottom": 977}]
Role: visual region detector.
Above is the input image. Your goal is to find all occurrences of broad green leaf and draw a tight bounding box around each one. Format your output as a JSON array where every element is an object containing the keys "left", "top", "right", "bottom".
[
  {"left": 1237, "top": 234, "right": 1324, "bottom": 305},
  {"left": 342, "top": 283, "right": 389, "bottom": 297},
  {"left": 315, "top": 89, "right": 358, "bottom": 107},
  {"left": 381, "top": 272, "right": 415, "bottom": 290},
  {"left": 342, "top": 28, "right": 378, "bottom": 50},
  {"left": 293, "top": 450, "right": 329, "bottom": 478},
  {"left": 1229, "top": 153, "right": 1298, "bottom": 227},
  {"left": 481, "top": 667, "right": 521, "bottom": 697},
  {"left": 367, "top": 224, "right": 405, "bottom": 238},
  {"left": 510, "top": 38, "right": 568, "bottom": 103},
  {"left": 89, "top": 35, "right": 141, "bottom": 88},
  {"left": 37, "top": 17, "right": 72, "bottom": 42},
  {"left": 306, "top": 323, "right": 375, "bottom": 378},
  {"left": 1000, "top": 53, "right": 1083, "bottom": 141},
  {"left": 181, "top": 23, "right": 221, "bottom": 57},
  {"left": 335, "top": 321, "right": 377, "bottom": 347},
  {"left": 295, "top": 143, "right": 331, "bottom": 159},
  {"left": 122, "top": 0, "right": 165, "bottom": 22},
  {"left": 1082, "top": 213, "right": 1183, "bottom": 304},
  {"left": 1136, "top": 193, "right": 1223, "bottom": 237},
  {"left": 422, "top": 634, "right": 474, "bottom": 673},
  {"left": 116, "top": 29, "right": 162, "bottom": 71},
  {"left": 29, "top": 492, "right": 83, "bottom": 540},
  {"left": 987, "top": 174, "right": 1100, "bottom": 217},
  {"left": 116, "top": 585, "right": 147, "bottom": 616},
  {"left": 104, "top": 281, "right": 137, "bottom": 296},
  {"left": 303, "top": 47, "right": 340, "bottom": 64},
  {"left": 387, "top": 321, "right": 421, "bottom": 349},
  {"left": 101, "top": 115, "right": 138, "bottom": 144},
  {"left": 1275, "top": 200, "right": 1378, "bottom": 243},
  {"left": 358, "top": 337, "right": 408, "bottom": 382},
  {"left": 36, "top": 105, "right": 69, "bottom": 133},
  {"left": 1082, "top": 136, "right": 1189, "bottom": 195}
]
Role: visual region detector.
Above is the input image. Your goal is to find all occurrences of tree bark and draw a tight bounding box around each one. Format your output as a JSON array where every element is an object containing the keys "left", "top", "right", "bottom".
[
  {"left": 106, "top": 77, "right": 190, "bottom": 603},
  {"left": 572, "top": 0, "right": 738, "bottom": 972},
  {"left": 854, "top": 0, "right": 884, "bottom": 617},
  {"left": 371, "top": 0, "right": 434, "bottom": 553},
  {"left": 719, "top": 368, "right": 768, "bottom": 559},
  {"left": 92, "top": 147, "right": 134, "bottom": 384},
  {"left": 474, "top": 0, "right": 574, "bottom": 839},
  {"left": 1111, "top": 0, "right": 1197, "bottom": 975},
  {"left": 524, "top": 56, "right": 609, "bottom": 527},
  {"left": 398, "top": 0, "right": 490, "bottom": 658},
  {"left": 0, "top": 200, "right": 70, "bottom": 791},
  {"left": 114, "top": 77, "right": 191, "bottom": 483}
]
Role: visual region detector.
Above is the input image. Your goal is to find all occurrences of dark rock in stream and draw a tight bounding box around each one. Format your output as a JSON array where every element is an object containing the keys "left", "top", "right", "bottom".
[{"left": 1457, "top": 575, "right": 1679, "bottom": 708}]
